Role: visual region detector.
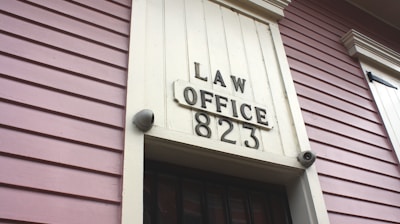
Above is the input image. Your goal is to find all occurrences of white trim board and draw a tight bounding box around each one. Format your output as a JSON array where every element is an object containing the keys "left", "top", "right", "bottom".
[
  {"left": 121, "top": 0, "right": 329, "bottom": 223},
  {"left": 341, "top": 29, "right": 400, "bottom": 74}
]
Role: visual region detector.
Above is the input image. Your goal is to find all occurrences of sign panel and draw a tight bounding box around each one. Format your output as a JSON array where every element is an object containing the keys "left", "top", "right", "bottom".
[{"left": 174, "top": 79, "right": 272, "bottom": 130}]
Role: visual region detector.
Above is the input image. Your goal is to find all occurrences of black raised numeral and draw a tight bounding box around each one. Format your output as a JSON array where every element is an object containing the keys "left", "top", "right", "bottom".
[
  {"left": 195, "top": 112, "right": 212, "bottom": 138},
  {"left": 218, "top": 118, "right": 236, "bottom": 144},
  {"left": 194, "top": 112, "right": 260, "bottom": 149},
  {"left": 243, "top": 123, "right": 260, "bottom": 149}
]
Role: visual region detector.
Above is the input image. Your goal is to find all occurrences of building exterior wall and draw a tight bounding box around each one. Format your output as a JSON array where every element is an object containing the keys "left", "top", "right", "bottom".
[
  {"left": 0, "top": 1, "right": 131, "bottom": 223},
  {"left": 279, "top": 0, "right": 400, "bottom": 223},
  {"left": 0, "top": 0, "right": 399, "bottom": 223}
]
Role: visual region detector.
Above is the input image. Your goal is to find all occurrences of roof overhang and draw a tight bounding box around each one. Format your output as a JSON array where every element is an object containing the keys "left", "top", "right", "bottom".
[{"left": 346, "top": 0, "right": 400, "bottom": 30}]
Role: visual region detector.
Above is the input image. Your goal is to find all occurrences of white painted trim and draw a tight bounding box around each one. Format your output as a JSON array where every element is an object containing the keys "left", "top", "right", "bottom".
[
  {"left": 146, "top": 126, "right": 302, "bottom": 171},
  {"left": 341, "top": 29, "right": 400, "bottom": 74},
  {"left": 270, "top": 22, "right": 330, "bottom": 224},
  {"left": 270, "top": 24, "right": 329, "bottom": 224},
  {"left": 211, "top": 0, "right": 290, "bottom": 21},
  {"left": 121, "top": 0, "right": 148, "bottom": 223},
  {"left": 121, "top": 0, "right": 331, "bottom": 223},
  {"left": 243, "top": 0, "right": 290, "bottom": 18},
  {"left": 144, "top": 126, "right": 329, "bottom": 224}
]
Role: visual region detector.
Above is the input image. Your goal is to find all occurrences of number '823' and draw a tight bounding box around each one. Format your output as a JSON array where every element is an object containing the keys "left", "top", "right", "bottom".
[{"left": 194, "top": 111, "right": 260, "bottom": 149}]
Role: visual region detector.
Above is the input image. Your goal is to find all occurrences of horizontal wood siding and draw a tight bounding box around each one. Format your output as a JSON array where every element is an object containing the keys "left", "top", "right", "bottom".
[
  {"left": 279, "top": 0, "right": 400, "bottom": 223},
  {"left": 0, "top": 0, "right": 131, "bottom": 223}
]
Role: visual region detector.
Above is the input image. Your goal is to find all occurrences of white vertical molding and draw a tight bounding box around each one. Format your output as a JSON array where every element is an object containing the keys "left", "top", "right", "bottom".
[
  {"left": 270, "top": 22, "right": 331, "bottom": 223},
  {"left": 121, "top": 0, "right": 148, "bottom": 223}
]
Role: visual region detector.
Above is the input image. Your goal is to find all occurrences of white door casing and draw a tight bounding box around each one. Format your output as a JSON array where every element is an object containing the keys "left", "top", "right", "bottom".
[{"left": 122, "top": 0, "right": 330, "bottom": 223}]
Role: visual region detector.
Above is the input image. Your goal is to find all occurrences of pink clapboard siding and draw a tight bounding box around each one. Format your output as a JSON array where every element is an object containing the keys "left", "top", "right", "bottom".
[
  {"left": 0, "top": 1, "right": 130, "bottom": 223},
  {"left": 279, "top": 0, "right": 400, "bottom": 223}
]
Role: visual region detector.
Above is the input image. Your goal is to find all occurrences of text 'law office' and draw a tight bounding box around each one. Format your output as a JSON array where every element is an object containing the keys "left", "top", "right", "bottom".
[{"left": 1, "top": 0, "right": 399, "bottom": 223}]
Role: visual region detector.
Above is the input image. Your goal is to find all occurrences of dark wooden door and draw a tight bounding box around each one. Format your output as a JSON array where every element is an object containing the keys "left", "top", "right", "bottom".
[{"left": 144, "top": 161, "right": 292, "bottom": 224}]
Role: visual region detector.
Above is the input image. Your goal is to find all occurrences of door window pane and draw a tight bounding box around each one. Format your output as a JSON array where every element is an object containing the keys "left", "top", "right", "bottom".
[
  {"left": 229, "top": 189, "right": 250, "bottom": 224},
  {"left": 183, "top": 180, "right": 203, "bottom": 224},
  {"left": 144, "top": 172, "right": 154, "bottom": 224},
  {"left": 251, "top": 193, "right": 272, "bottom": 224},
  {"left": 158, "top": 175, "right": 178, "bottom": 224},
  {"left": 207, "top": 184, "right": 228, "bottom": 224},
  {"left": 270, "top": 194, "right": 291, "bottom": 224}
]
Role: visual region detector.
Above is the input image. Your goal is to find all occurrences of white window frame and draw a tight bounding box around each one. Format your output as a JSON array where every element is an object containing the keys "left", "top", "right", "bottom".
[{"left": 342, "top": 29, "right": 400, "bottom": 162}]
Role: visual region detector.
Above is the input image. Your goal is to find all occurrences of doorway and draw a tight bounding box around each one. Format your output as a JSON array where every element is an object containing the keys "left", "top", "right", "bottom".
[{"left": 144, "top": 160, "right": 292, "bottom": 224}]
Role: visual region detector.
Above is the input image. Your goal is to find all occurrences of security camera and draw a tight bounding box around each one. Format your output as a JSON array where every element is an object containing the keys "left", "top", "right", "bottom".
[
  {"left": 133, "top": 109, "right": 154, "bottom": 132},
  {"left": 297, "top": 150, "right": 316, "bottom": 168}
]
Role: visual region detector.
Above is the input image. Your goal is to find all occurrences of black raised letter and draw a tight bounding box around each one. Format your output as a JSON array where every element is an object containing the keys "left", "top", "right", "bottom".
[
  {"left": 240, "top": 103, "right": 252, "bottom": 120},
  {"left": 194, "top": 62, "right": 208, "bottom": 81},
  {"left": 200, "top": 90, "right": 214, "bottom": 109},
  {"left": 255, "top": 107, "right": 268, "bottom": 126},
  {"left": 213, "top": 70, "right": 226, "bottom": 87},
  {"left": 183, "top": 87, "right": 197, "bottom": 105},
  {"left": 231, "top": 75, "right": 246, "bottom": 93},
  {"left": 231, "top": 100, "right": 238, "bottom": 118},
  {"left": 215, "top": 95, "right": 228, "bottom": 112}
]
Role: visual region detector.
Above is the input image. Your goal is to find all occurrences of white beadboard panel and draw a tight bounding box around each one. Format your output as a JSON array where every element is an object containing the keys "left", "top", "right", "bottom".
[
  {"left": 134, "top": 0, "right": 302, "bottom": 156},
  {"left": 185, "top": 0, "right": 212, "bottom": 88},
  {"left": 184, "top": 0, "right": 219, "bottom": 140},
  {"left": 142, "top": 0, "right": 166, "bottom": 128},
  {"left": 165, "top": 0, "right": 192, "bottom": 132},
  {"left": 203, "top": 2, "right": 241, "bottom": 145},
  {"left": 255, "top": 22, "right": 286, "bottom": 155},
  {"left": 237, "top": 15, "right": 268, "bottom": 151},
  {"left": 221, "top": 7, "right": 253, "bottom": 100},
  {"left": 204, "top": 1, "right": 232, "bottom": 95},
  {"left": 259, "top": 22, "right": 300, "bottom": 156}
]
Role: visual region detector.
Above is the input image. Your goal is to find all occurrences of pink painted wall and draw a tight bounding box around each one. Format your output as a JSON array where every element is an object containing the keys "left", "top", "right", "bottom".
[
  {"left": 279, "top": 0, "right": 400, "bottom": 223},
  {"left": 0, "top": 0, "right": 131, "bottom": 223},
  {"left": 1, "top": 0, "right": 399, "bottom": 223}
]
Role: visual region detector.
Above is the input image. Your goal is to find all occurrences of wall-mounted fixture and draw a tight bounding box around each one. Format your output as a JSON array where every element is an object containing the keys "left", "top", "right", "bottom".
[
  {"left": 297, "top": 151, "right": 316, "bottom": 168},
  {"left": 133, "top": 109, "right": 154, "bottom": 132}
]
